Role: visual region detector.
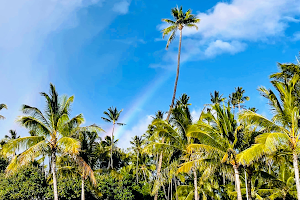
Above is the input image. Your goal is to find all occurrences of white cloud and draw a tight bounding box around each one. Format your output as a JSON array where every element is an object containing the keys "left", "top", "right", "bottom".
[
  {"left": 204, "top": 40, "right": 247, "bottom": 57},
  {"left": 113, "top": 0, "right": 130, "bottom": 14},
  {"left": 191, "top": 108, "right": 202, "bottom": 123},
  {"left": 184, "top": 0, "right": 300, "bottom": 40},
  {"left": 154, "top": 0, "right": 300, "bottom": 68},
  {"left": 292, "top": 32, "right": 300, "bottom": 41},
  {"left": 118, "top": 115, "right": 152, "bottom": 149}
]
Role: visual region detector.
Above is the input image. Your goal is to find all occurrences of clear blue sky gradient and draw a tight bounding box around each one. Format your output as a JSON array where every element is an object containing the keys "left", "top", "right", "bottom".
[{"left": 0, "top": 0, "right": 300, "bottom": 148}]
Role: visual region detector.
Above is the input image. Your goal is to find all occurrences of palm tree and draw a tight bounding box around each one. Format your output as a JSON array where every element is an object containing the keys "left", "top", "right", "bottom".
[
  {"left": 130, "top": 135, "right": 143, "bottom": 184},
  {"left": 162, "top": 6, "right": 200, "bottom": 121},
  {"left": 229, "top": 87, "right": 249, "bottom": 112},
  {"left": 1, "top": 83, "right": 99, "bottom": 200},
  {"left": 145, "top": 95, "right": 195, "bottom": 200},
  {"left": 0, "top": 104, "right": 7, "bottom": 120},
  {"left": 210, "top": 91, "right": 226, "bottom": 104},
  {"left": 187, "top": 103, "right": 244, "bottom": 200},
  {"left": 101, "top": 107, "right": 125, "bottom": 169},
  {"left": 238, "top": 74, "right": 300, "bottom": 200},
  {"left": 235, "top": 87, "right": 250, "bottom": 111},
  {"left": 5, "top": 130, "right": 20, "bottom": 140},
  {"left": 74, "top": 130, "right": 103, "bottom": 200}
]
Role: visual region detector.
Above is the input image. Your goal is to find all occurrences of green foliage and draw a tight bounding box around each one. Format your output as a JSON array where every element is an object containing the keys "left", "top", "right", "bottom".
[
  {"left": 1, "top": 55, "right": 300, "bottom": 200},
  {"left": 96, "top": 173, "right": 151, "bottom": 200},
  {"left": 0, "top": 165, "right": 47, "bottom": 200}
]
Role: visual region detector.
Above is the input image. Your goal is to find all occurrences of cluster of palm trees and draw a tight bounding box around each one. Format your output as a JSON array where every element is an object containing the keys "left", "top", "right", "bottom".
[
  {"left": 1, "top": 5, "right": 300, "bottom": 200},
  {"left": 0, "top": 84, "right": 127, "bottom": 200}
]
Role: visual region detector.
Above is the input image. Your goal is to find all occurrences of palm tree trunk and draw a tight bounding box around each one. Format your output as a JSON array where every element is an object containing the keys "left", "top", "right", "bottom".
[
  {"left": 136, "top": 151, "right": 139, "bottom": 184},
  {"left": 293, "top": 151, "right": 300, "bottom": 200},
  {"left": 51, "top": 151, "right": 58, "bottom": 200},
  {"left": 246, "top": 167, "right": 252, "bottom": 200},
  {"left": 155, "top": 28, "right": 183, "bottom": 200},
  {"left": 81, "top": 176, "right": 85, "bottom": 200},
  {"left": 193, "top": 167, "right": 198, "bottom": 200},
  {"left": 245, "top": 169, "right": 249, "bottom": 200},
  {"left": 154, "top": 143, "right": 164, "bottom": 200},
  {"left": 166, "top": 28, "right": 183, "bottom": 121},
  {"left": 111, "top": 123, "right": 115, "bottom": 169},
  {"left": 174, "top": 177, "right": 178, "bottom": 200},
  {"left": 233, "top": 164, "right": 242, "bottom": 200}
]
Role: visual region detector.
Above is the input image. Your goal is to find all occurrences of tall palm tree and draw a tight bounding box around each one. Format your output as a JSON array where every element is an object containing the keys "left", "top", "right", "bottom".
[
  {"left": 162, "top": 6, "right": 200, "bottom": 121},
  {"left": 238, "top": 74, "right": 300, "bottom": 200},
  {"left": 145, "top": 95, "right": 195, "bottom": 200},
  {"left": 0, "top": 104, "right": 7, "bottom": 120},
  {"left": 101, "top": 107, "right": 125, "bottom": 169},
  {"left": 130, "top": 135, "right": 143, "bottom": 184},
  {"left": 1, "top": 83, "right": 99, "bottom": 200},
  {"left": 187, "top": 103, "right": 244, "bottom": 200}
]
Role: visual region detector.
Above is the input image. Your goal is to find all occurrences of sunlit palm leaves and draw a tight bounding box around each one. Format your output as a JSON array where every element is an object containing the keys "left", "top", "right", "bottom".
[{"left": 0, "top": 104, "right": 7, "bottom": 120}]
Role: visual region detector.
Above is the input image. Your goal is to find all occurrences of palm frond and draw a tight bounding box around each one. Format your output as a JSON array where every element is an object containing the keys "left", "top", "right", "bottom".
[
  {"left": 2, "top": 136, "right": 45, "bottom": 156},
  {"left": 58, "top": 137, "right": 80, "bottom": 156}
]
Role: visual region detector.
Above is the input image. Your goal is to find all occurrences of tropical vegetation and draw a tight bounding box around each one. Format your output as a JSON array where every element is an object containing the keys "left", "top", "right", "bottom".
[{"left": 1, "top": 5, "right": 300, "bottom": 200}]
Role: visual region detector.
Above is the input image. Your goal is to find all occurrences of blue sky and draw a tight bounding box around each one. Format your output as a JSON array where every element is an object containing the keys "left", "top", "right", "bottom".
[{"left": 0, "top": 0, "right": 300, "bottom": 148}]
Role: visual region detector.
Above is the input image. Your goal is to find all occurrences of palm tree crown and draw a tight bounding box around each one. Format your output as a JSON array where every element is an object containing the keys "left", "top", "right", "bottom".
[
  {"left": 162, "top": 6, "right": 200, "bottom": 49},
  {"left": 0, "top": 104, "right": 7, "bottom": 120},
  {"left": 102, "top": 107, "right": 125, "bottom": 169}
]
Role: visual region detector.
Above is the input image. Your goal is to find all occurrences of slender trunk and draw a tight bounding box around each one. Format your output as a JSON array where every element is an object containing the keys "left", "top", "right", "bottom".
[
  {"left": 111, "top": 123, "right": 115, "bottom": 169},
  {"left": 136, "top": 151, "right": 139, "bottom": 184},
  {"left": 171, "top": 178, "right": 173, "bottom": 200},
  {"left": 162, "top": 184, "right": 168, "bottom": 200},
  {"left": 49, "top": 155, "right": 52, "bottom": 174},
  {"left": 81, "top": 176, "right": 85, "bottom": 200},
  {"left": 167, "top": 181, "right": 170, "bottom": 200},
  {"left": 245, "top": 169, "right": 248, "bottom": 200},
  {"left": 52, "top": 151, "right": 58, "bottom": 200},
  {"left": 223, "top": 173, "right": 225, "bottom": 185},
  {"left": 155, "top": 28, "right": 183, "bottom": 200},
  {"left": 154, "top": 138, "right": 165, "bottom": 200},
  {"left": 246, "top": 167, "right": 252, "bottom": 200},
  {"left": 233, "top": 165, "right": 242, "bottom": 200},
  {"left": 143, "top": 169, "right": 147, "bottom": 181},
  {"left": 166, "top": 29, "right": 182, "bottom": 121},
  {"left": 174, "top": 177, "right": 178, "bottom": 200},
  {"left": 193, "top": 168, "right": 198, "bottom": 200},
  {"left": 293, "top": 151, "right": 300, "bottom": 200}
]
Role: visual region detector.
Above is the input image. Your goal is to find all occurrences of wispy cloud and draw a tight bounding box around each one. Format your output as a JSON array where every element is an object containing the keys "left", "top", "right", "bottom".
[
  {"left": 204, "top": 40, "right": 247, "bottom": 58},
  {"left": 112, "top": 0, "right": 130, "bottom": 14},
  {"left": 292, "top": 32, "right": 300, "bottom": 41},
  {"left": 0, "top": 0, "right": 131, "bottom": 137},
  {"left": 154, "top": 0, "right": 300, "bottom": 68}
]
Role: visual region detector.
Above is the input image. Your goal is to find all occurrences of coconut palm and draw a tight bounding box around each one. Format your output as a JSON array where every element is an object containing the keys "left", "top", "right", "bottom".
[
  {"left": 130, "top": 135, "right": 143, "bottom": 184},
  {"left": 5, "top": 130, "right": 20, "bottom": 140},
  {"left": 145, "top": 95, "right": 195, "bottom": 199},
  {"left": 229, "top": 87, "right": 249, "bottom": 112},
  {"left": 162, "top": 6, "right": 200, "bottom": 121},
  {"left": 186, "top": 103, "right": 244, "bottom": 200},
  {"left": 101, "top": 107, "right": 125, "bottom": 169},
  {"left": 1, "top": 83, "right": 100, "bottom": 200},
  {"left": 0, "top": 104, "right": 7, "bottom": 120},
  {"left": 238, "top": 74, "right": 300, "bottom": 200},
  {"left": 73, "top": 130, "right": 103, "bottom": 200},
  {"left": 210, "top": 91, "right": 226, "bottom": 104}
]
